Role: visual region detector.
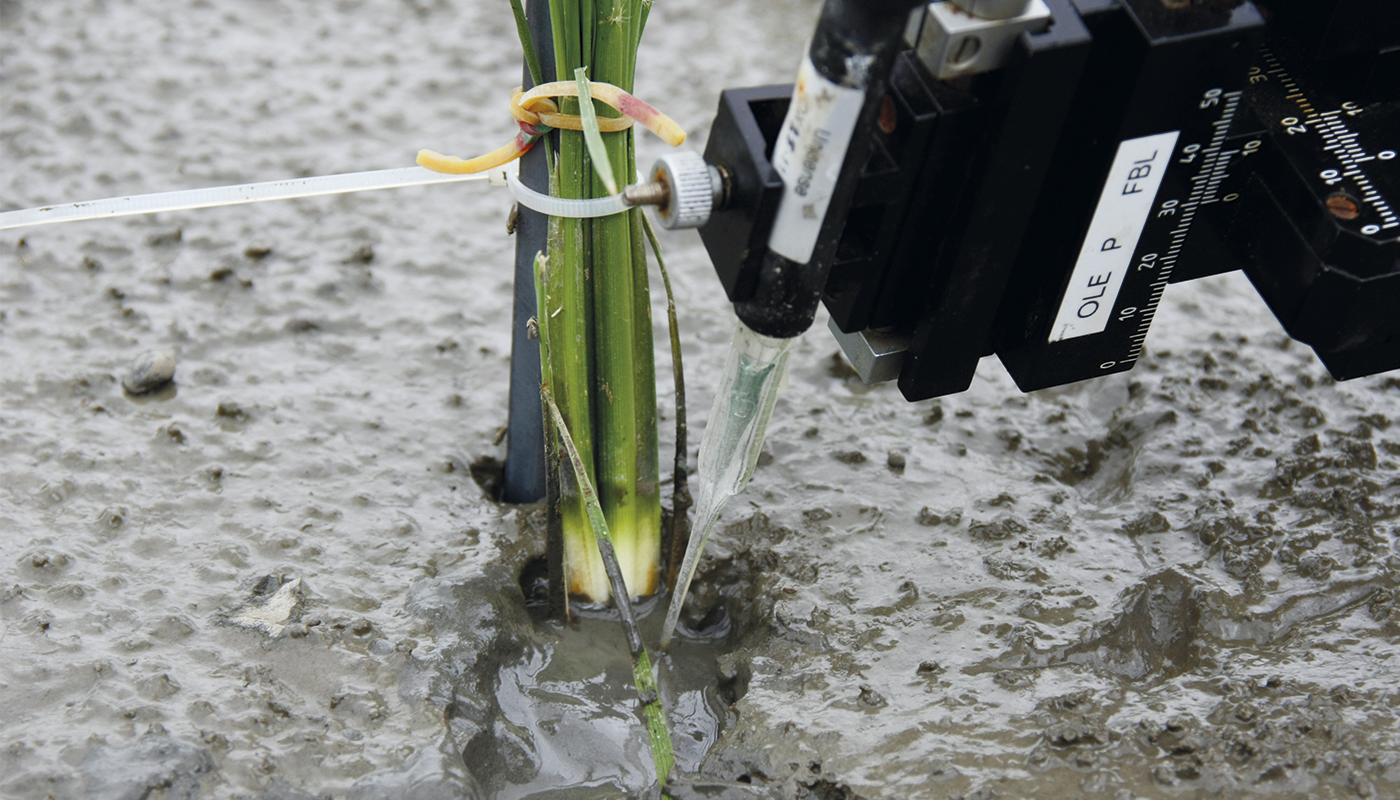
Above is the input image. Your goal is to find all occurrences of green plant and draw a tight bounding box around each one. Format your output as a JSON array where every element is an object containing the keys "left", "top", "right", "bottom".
[
  {"left": 539, "top": 371, "right": 674, "bottom": 783},
  {"left": 536, "top": 0, "right": 662, "bottom": 604}
]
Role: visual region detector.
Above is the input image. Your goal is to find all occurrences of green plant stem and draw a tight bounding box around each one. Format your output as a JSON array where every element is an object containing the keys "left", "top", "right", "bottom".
[
  {"left": 531, "top": 252, "right": 570, "bottom": 619},
  {"left": 633, "top": 649, "right": 673, "bottom": 785},
  {"left": 543, "top": 387, "right": 675, "bottom": 785},
  {"left": 544, "top": 0, "right": 610, "bottom": 601},
  {"left": 549, "top": 210, "right": 604, "bottom": 600},
  {"left": 539, "top": 0, "right": 661, "bottom": 603},
  {"left": 642, "top": 216, "right": 690, "bottom": 590},
  {"left": 624, "top": 13, "right": 661, "bottom": 593},
  {"left": 529, "top": 1, "right": 673, "bottom": 786},
  {"left": 591, "top": 4, "right": 647, "bottom": 596},
  {"left": 508, "top": 0, "right": 545, "bottom": 87},
  {"left": 628, "top": 202, "right": 663, "bottom": 595},
  {"left": 590, "top": 204, "right": 644, "bottom": 597}
]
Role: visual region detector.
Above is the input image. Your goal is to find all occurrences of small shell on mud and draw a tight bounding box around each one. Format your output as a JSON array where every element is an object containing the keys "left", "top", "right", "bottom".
[
  {"left": 225, "top": 576, "right": 304, "bottom": 637},
  {"left": 122, "top": 348, "right": 177, "bottom": 394}
]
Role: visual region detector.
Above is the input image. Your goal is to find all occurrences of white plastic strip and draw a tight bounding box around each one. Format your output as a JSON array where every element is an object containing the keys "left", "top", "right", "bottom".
[
  {"left": 1049, "top": 130, "right": 1180, "bottom": 343},
  {"left": 0, "top": 166, "right": 496, "bottom": 232},
  {"left": 767, "top": 55, "right": 866, "bottom": 264},
  {"left": 505, "top": 171, "right": 629, "bottom": 218}
]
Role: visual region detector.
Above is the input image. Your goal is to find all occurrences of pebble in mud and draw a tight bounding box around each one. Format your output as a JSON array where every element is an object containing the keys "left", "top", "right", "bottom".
[
  {"left": 121, "top": 348, "right": 176, "bottom": 394},
  {"left": 887, "top": 450, "right": 906, "bottom": 471},
  {"left": 857, "top": 684, "right": 888, "bottom": 709},
  {"left": 917, "top": 506, "right": 963, "bottom": 526}
]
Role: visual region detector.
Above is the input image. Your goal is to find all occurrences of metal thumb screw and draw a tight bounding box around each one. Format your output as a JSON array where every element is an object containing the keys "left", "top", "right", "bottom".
[{"left": 623, "top": 151, "right": 723, "bottom": 230}]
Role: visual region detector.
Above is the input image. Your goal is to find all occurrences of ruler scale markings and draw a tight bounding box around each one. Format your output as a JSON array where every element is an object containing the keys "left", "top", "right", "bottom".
[
  {"left": 1123, "top": 89, "right": 1243, "bottom": 359},
  {"left": 1269, "top": 49, "right": 1400, "bottom": 231}
]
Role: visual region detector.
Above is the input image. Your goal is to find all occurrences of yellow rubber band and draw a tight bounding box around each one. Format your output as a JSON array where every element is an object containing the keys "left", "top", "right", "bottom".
[
  {"left": 417, "top": 139, "right": 523, "bottom": 174},
  {"left": 509, "top": 87, "right": 635, "bottom": 133},
  {"left": 419, "top": 81, "right": 685, "bottom": 176},
  {"left": 518, "top": 81, "right": 686, "bottom": 146}
]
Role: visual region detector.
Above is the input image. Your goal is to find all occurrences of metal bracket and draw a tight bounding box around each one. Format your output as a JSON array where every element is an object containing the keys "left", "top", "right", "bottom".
[
  {"left": 912, "top": 0, "right": 1053, "bottom": 80},
  {"left": 828, "top": 318, "right": 909, "bottom": 384}
]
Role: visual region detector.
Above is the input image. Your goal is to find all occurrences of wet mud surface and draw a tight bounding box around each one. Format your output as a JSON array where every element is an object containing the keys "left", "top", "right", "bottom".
[
  {"left": 4, "top": 0, "right": 1400, "bottom": 798},
  {"left": 402, "top": 557, "right": 735, "bottom": 799}
]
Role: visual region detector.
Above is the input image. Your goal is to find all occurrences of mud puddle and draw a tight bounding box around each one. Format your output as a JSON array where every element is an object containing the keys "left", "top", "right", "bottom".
[{"left": 402, "top": 559, "right": 739, "bottom": 799}]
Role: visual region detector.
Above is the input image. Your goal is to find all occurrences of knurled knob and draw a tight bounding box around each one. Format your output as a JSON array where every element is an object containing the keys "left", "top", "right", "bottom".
[{"left": 651, "top": 151, "right": 722, "bottom": 230}]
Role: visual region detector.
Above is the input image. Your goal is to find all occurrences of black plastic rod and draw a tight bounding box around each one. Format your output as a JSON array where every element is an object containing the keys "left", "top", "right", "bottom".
[{"left": 502, "top": 0, "right": 556, "bottom": 504}]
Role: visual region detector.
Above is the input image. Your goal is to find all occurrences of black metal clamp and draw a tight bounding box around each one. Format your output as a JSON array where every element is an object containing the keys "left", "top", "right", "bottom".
[{"left": 695, "top": 0, "right": 1400, "bottom": 400}]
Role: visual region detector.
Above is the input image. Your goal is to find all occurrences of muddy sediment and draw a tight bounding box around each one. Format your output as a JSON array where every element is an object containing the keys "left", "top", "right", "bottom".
[
  {"left": 400, "top": 554, "right": 736, "bottom": 798},
  {"left": 691, "top": 297, "right": 1400, "bottom": 798},
  {"left": 4, "top": 0, "right": 1400, "bottom": 798}
]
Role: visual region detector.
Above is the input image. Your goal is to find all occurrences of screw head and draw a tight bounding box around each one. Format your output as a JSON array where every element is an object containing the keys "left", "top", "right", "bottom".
[
  {"left": 650, "top": 151, "right": 720, "bottom": 230},
  {"left": 1325, "top": 192, "right": 1360, "bottom": 221}
]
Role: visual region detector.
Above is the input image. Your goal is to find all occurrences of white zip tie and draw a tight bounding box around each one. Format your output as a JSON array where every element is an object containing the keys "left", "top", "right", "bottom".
[
  {"left": 0, "top": 166, "right": 504, "bottom": 232},
  {"left": 0, "top": 160, "right": 639, "bottom": 233},
  {"left": 505, "top": 171, "right": 629, "bottom": 219}
]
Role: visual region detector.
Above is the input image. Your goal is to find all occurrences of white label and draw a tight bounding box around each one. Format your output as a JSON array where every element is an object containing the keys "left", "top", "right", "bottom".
[
  {"left": 768, "top": 57, "right": 866, "bottom": 264},
  {"left": 1048, "top": 131, "right": 1180, "bottom": 343}
]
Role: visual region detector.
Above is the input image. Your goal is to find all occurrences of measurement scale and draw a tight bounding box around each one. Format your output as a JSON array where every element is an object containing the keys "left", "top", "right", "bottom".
[
  {"left": 1252, "top": 44, "right": 1398, "bottom": 237},
  {"left": 992, "top": 0, "right": 1264, "bottom": 393}
]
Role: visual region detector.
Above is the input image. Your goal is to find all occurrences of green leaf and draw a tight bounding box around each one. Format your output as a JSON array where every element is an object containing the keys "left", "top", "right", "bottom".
[
  {"left": 575, "top": 66, "right": 619, "bottom": 196},
  {"left": 507, "top": 0, "right": 545, "bottom": 88}
]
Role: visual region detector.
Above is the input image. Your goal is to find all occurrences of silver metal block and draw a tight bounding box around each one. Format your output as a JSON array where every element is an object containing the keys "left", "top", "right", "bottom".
[
  {"left": 904, "top": 4, "right": 928, "bottom": 48},
  {"left": 949, "top": 0, "right": 1033, "bottom": 21},
  {"left": 913, "top": 0, "right": 1052, "bottom": 80},
  {"left": 827, "top": 318, "right": 910, "bottom": 385}
]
